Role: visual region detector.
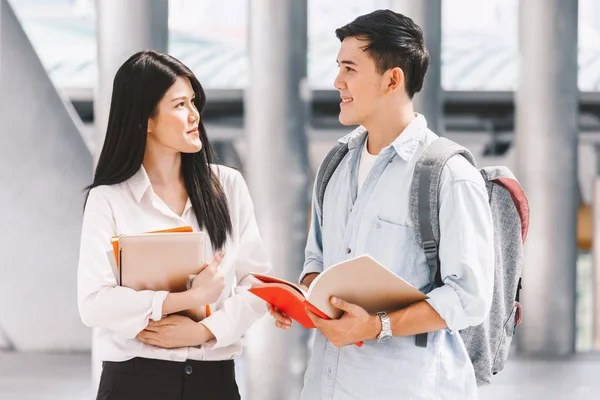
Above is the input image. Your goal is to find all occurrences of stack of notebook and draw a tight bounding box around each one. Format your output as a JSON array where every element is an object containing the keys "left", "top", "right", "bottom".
[{"left": 107, "top": 226, "right": 211, "bottom": 321}]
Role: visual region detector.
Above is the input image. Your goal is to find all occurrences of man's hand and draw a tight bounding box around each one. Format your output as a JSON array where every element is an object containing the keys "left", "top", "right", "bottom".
[
  {"left": 136, "top": 315, "right": 213, "bottom": 349},
  {"left": 307, "top": 297, "right": 381, "bottom": 348}
]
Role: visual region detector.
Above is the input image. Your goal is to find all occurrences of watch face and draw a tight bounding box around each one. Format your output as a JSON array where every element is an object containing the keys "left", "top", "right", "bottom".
[
  {"left": 377, "top": 312, "right": 392, "bottom": 343},
  {"left": 378, "top": 332, "right": 392, "bottom": 343}
]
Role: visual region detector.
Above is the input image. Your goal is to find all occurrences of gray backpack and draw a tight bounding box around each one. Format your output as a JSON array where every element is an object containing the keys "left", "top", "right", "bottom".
[{"left": 315, "top": 137, "right": 529, "bottom": 386}]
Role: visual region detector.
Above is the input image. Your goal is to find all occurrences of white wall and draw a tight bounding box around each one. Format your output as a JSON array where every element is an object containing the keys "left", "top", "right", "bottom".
[{"left": 0, "top": 0, "right": 92, "bottom": 351}]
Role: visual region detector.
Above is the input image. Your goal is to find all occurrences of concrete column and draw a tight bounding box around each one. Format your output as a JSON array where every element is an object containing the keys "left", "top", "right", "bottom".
[
  {"left": 244, "top": 0, "right": 310, "bottom": 399},
  {"left": 515, "top": 0, "right": 579, "bottom": 356},
  {"left": 390, "top": 0, "right": 443, "bottom": 135},
  {"left": 94, "top": 0, "right": 168, "bottom": 163},
  {"left": 212, "top": 141, "right": 243, "bottom": 172},
  {"left": 93, "top": 0, "right": 168, "bottom": 386},
  {"left": 0, "top": 0, "right": 8, "bottom": 354},
  {"left": 593, "top": 145, "right": 600, "bottom": 350}
]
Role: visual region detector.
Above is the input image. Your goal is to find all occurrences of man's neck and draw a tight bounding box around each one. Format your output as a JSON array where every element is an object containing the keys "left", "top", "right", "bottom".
[{"left": 364, "top": 102, "right": 415, "bottom": 155}]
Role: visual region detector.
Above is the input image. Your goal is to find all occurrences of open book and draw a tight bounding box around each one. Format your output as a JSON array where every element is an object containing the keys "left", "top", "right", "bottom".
[{"left": 249, "top": 254, "right": 427, "bottom": 329}]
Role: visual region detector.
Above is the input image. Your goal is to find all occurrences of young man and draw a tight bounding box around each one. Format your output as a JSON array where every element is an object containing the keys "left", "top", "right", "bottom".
[{"left": 269, "top": 9, "right": 494, "bottom": 400}]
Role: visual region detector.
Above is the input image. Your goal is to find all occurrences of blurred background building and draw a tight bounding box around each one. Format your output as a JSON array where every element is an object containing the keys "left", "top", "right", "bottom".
[{"left": 0, "top": 0, "right": 599, "bottom": 399}]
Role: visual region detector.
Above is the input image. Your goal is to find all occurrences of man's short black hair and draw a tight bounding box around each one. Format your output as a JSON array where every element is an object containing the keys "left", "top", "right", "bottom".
[{"left": 335, "top": 9, "right": 429, "bottom": 99}]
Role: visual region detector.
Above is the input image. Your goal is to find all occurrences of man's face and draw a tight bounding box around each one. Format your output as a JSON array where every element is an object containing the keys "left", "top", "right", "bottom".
[{"left": 334, "top": 37, "right": 388, "bottom": 127}]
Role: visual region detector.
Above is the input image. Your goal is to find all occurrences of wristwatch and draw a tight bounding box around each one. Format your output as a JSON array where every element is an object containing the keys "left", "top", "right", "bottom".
[{"left": 376, "top": 311, "right": 392, "bottom": 343}]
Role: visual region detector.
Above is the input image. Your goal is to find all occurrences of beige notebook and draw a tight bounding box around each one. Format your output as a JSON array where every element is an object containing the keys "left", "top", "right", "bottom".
[
  {"left": 250, "top": 254, "right": 427, "bottom": 327},
  {"left": 118, "top": 232, "right": 209, "bottom": 321},
  {"left": 307, "top": 254, "right": 428, "bottom": 319}
]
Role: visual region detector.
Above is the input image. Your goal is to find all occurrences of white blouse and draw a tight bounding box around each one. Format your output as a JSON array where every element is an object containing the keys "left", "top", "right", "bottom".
[{"left": 77, "top": 165, "right": 272, "bottom": 362}]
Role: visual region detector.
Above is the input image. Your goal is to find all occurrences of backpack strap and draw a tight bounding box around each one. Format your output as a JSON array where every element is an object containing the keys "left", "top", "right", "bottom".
[
  {"left": 411, "top": 137, "right": 476, "bottom": 348},
  {"left": 316, "top": 143, "right": 349, "bottom": 225}
]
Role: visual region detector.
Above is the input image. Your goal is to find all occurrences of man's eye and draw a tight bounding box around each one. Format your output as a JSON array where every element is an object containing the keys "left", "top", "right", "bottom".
[{"left": 346, "top": 66, "right": 354, "bottom": 72}]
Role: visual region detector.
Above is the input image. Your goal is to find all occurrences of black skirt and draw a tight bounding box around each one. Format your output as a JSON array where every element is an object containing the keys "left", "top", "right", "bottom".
[{"left": 97, "top": 357, "right": 241, "bottom": 400}]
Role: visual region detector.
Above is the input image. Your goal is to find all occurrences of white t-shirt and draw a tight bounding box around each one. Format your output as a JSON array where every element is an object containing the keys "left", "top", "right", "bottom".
[{"left": 357, "top": 137, "right": 379, "bottom": 192}]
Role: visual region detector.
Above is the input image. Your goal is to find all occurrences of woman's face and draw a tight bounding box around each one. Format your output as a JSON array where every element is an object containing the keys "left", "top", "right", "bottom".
[{"left": 147, "top": 76, "right": 202, "bottom": 154}]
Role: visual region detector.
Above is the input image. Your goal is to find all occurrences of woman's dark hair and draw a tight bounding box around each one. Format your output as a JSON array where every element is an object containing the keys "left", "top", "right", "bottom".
[
  {"left": 335, "top": 9, "right": 430, "bottom": 98},
  {"left": 86, "top": 50, "right": 232, "bottom": 250}
]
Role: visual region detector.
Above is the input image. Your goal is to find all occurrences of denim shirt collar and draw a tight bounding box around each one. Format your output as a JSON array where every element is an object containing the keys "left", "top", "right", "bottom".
[{"left": 337, "top": 113, "right": 428, "bottom": 162}]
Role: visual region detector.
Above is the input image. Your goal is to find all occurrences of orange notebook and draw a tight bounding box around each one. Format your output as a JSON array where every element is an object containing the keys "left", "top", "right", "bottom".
[
  {"left": 249, "top": 255, "right": 427, "bottom": 334},
  {"left": 111, "top": 226, "right": 193, "bottom": 267},
  {"left": 110, "top": 226, "right": 211, "bottom": 318}
]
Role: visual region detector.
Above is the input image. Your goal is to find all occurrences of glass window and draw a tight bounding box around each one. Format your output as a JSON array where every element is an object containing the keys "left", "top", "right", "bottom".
[{"left": 8, "top": 0, "right": 600, "bottom": 91}]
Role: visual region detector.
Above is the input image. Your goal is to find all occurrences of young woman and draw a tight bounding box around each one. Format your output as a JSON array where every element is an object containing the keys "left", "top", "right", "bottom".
[{"left": 78, "top": 50, "right": 271, "bottom": 400}]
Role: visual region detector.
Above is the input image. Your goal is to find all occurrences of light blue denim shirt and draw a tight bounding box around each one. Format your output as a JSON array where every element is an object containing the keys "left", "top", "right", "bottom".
[{"left": 300, "top": 114, "right": 494, "bottom": 400}]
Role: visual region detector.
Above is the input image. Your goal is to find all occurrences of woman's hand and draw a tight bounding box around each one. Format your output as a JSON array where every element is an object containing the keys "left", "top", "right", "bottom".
[
  {"left": 188, "top": 252, "right": 225, "bottom": 305},
  {"left": 136, "top": 315, "right": 214, "bottom": 349},
  {"left": 268, "top": 283, "right": 308, "bottom": 329},
  {"left": 268, "top": 303, "right": 293, "bottom": 329}
]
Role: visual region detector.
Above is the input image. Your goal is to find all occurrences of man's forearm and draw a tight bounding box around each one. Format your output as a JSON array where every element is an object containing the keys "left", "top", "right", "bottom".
[
  {"left": 388, "top": 301, "right": 447, "bottom": 336},
  {"left": 301, "top": 273, "right": 319, "bottom": 289},
  {"left": 300, "top": 274, "right": 447, "bottom": 337}
]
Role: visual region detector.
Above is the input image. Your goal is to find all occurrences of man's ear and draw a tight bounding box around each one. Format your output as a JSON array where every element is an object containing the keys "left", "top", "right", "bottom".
[{"left": 387, "top": 67, "right": 405, "bottom": 93}]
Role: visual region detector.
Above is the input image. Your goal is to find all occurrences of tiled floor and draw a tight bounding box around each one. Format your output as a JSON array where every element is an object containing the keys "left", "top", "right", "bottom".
[
  {"left": 0, "top": 352, "right": 91, "bottom": 400},
  {"left": 478, "top": 353, "right": 600, "bottom": 400},
  {"left": 2, "top": 351, "right": 600, "bottom": 399}
]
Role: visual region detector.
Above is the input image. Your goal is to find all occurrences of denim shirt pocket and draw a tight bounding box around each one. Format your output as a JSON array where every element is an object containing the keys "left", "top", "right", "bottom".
[{"left": 367, "top": 217, "right": 427, "bottom": 287}]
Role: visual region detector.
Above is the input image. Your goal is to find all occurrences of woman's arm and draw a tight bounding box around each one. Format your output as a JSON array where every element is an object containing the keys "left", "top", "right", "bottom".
[
  {"left": 199, "top": 171, "right": 273, "bottom": 349},
  {"left": 77, "top": 187, "right": 199, "bottom": 339}
]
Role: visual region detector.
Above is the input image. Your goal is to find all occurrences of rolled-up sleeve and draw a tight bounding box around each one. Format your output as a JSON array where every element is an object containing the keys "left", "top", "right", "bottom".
[
  {"left": 425, "top": 177, "right": 494, "bottom": 333},
  {"left": 299, "top": 180, "right": 324, "bottom": 284},
  {"left": 200, "top": 172, "right": 272, "bottom": 349},
  {"left": 77, "top": 188, "right": 168, "bottom": 339}
]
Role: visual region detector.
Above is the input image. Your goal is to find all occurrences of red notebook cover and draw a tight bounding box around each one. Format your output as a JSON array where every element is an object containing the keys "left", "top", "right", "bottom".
[
  {"left": 249, "top": 276, "right": 362, "bottom": 347},
  {"left": 248, "top": 285, "right": 330, "bottom": 329}
]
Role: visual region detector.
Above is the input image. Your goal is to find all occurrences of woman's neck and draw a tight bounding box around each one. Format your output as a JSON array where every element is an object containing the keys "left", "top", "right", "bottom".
[{"left": 143, "top": 145, "right": 183, "bottom": 187}]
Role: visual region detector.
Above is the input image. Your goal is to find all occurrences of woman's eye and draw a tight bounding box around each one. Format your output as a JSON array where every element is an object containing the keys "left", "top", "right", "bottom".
[{"left": 176, "top": 102, "right": 185, "bottom": 108}]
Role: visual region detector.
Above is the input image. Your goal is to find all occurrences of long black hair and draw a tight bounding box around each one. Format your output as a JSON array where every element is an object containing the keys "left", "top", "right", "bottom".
[{"left": 87, "top": 50, "right": 232, "bottom": 250}]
